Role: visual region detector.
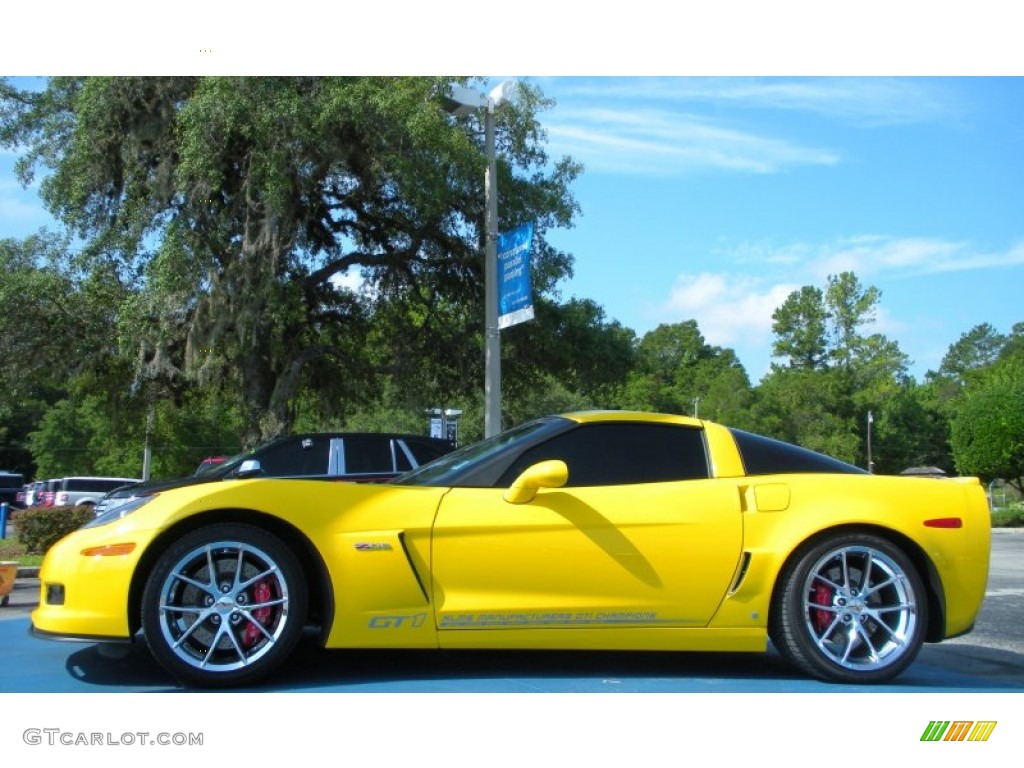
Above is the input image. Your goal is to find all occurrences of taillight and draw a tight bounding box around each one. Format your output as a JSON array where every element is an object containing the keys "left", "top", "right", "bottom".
[
  {"left": 924, "top": 517, "right": 963, "bottom": 529},
  {"left": 55, "top": 492, "right": 69, "bottom": 506}
]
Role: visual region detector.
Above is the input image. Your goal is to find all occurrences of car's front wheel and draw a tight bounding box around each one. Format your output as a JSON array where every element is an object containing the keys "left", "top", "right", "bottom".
[
  {"left": 771, "top": 532, "right": 927, "bottom": 684},
  {"left": 141, "top": 523, "right": 308, "bottom": 688}
]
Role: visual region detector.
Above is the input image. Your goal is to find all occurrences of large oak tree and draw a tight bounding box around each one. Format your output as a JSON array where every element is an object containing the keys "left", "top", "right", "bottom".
[{"left": 1, "top": 77, "right": 582, "bottom": 445}]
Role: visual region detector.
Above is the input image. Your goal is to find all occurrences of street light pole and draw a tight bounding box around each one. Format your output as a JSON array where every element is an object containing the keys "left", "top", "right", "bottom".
[
  {"left": 483, "top": 100, "right": 501, "bottom": 438},
  {"left": 442, "top": 81, "right": 517, "bottom": 438}
]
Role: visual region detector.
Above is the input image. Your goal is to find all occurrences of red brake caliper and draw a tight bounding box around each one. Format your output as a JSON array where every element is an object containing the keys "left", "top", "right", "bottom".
[
  {"left": 242, "top": 578, "right": 273, "bottom": 648},
  {"left": 812, "top": 583, "right": 833, "bottom": 633}
]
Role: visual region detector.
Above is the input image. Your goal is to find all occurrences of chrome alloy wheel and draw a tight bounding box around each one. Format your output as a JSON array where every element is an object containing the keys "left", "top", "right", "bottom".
[
  {"left": 155, "top": 540, "right": 291, "bottom": 673},
  {"left": 801, "top": 545, "right": 919, "bottom": 673}
]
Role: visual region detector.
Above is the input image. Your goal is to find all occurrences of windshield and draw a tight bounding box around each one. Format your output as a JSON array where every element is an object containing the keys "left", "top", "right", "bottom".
[
  {"left": 393, "top": 417, "right": 569, "bottom": 487},
  {"left": 194, "top": 448, "right": 260, "bottom": 477}
]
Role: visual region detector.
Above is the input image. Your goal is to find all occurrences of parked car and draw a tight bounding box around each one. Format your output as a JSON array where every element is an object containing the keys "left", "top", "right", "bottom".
[
  {"left": 32, "top": 411, "right": 990, "bottom": 688},
  {"left": 37, "top": 478, "right": 62, "bottom": 507},
  {"left": 194, "top": 456, "right": 227, "bottom": 475},
  {"left": 23, "top": 482, "right": 38, "bottom": 507},
  {"left": 0, "top": 472, "right": 25, "bottom": 508},
  {"left": 23, "top": 480, "right": 46, "bottom": 507},
  {"left": 92, "top": 482, "right": 142, "bottom": 518},
  {"left": 52, "top": 476, "right": 141, "bottom": 508},
  {"left": 88, "top": 433, "right": 456, "bottom": 516}
]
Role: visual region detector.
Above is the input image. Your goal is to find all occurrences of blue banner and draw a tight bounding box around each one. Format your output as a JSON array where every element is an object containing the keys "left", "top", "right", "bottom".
[{"left": 497, "top": 222, "right": 535, "bottom": 329}]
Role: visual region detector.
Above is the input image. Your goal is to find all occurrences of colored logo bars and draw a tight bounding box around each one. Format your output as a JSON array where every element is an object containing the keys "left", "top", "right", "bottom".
[{"left": 920, "top": 721, "right": 997, "bottom": 742}]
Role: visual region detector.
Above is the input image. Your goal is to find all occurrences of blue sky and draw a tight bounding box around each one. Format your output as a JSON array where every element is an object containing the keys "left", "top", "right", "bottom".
[
  {"left": 530, "top": 76, "right": 1024, "bottom": 381},
  {"left": 4, "top": 75, "right": 1020, "bottom": 383}
]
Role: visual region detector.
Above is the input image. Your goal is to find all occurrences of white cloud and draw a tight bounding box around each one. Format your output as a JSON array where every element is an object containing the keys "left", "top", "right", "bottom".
[
  {"left": 329, "top": 268, "right": 364, "bottom": 293},
  {"left": 652, "top": 272, "right": 797, "bottom": 348},
  {"left": 807, "top": 236, "right": 1024, "bottom": 280},
  {"left": 719, "top": 235, "right": 1024, "bottom": 287},
  {"left": 545, "top": 106, "right": 839, "bottom": 176},
  {"left": 557, "top": 77, "right": 958, "bottom": 128}
]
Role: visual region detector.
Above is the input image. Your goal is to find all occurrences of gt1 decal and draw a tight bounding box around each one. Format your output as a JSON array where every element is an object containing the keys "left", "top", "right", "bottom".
[
  {"left": 354, "top": 543, "right": 393, "bottom": 551},
  {"left": 439, "top": 611, "right": 662, "bottom": 628},
  {"left": 369, "top": 613, "right": 428, "bottom": 629}
]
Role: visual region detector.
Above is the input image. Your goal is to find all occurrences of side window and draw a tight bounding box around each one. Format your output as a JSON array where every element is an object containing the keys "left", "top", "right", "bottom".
[
  {"left": 256, "top": 437, "right": 331, "bottom": 477},
  {"left": 342, "top": 437, "right": 395, "bottom": 475},
  {"left": 497, "top": 423, "right": 710, "bottom": 487}
]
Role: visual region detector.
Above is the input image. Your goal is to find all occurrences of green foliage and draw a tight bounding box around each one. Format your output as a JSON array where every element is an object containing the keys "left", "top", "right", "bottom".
[
  {"left": 936, "top": 323, "right": 1007, "bottom": 383},
  {"left": 771, "top": 272, "right": 906, "bottom": 378},
  {"left": 1, "top": 76, "right": 582, "bottom": 447},
  {"left": 761, "top": 272, "right": 910, "bottom": 467},
  {"left": 772, "top": 285, "right": 827, "bottom": 369},
  {"left": 748, "top": 367, "right": 861, "bottom": 464},
  {"left": 0, "top": 233, "right": 84, "bottom": 473},
  {"left": 999, "top": 323, "right": 1024, "bottom": 363},
  {"left": 14, "top": 506, "right": 95, "bottom": 554},
  {"left": 28, "top": 388, "right": 244, "bottom": 481},
  {"left": 950, "top": 358, "right": 1024, "bottom": 493},
  {"left": 825, "top": 272, "right": 882, "bottom": 371},
  {"left": 869, "top": 383, "right": 952, "bottom": 474},
  {"left": 990, "top": 504, "right": 1024, "bottom": 528},
  {"left": 611, "top": 321, "right": 752, "bottom": 423}
]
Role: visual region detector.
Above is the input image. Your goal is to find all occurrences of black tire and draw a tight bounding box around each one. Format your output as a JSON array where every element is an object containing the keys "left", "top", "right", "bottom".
[
  {"left": 770, "top": 532, "right": 927, "bottom": 684},
  {"left": 141, "top": 523, "right": 308, "bottom": 688}
]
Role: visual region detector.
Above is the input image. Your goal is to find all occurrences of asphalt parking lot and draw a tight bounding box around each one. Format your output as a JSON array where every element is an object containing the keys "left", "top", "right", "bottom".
[{"left": 2, "top": 530, "right": 1022, "bottom": 693}]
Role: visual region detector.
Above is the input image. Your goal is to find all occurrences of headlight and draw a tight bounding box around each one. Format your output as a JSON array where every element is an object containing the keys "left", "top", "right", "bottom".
[{"left": 81, "top": 495, "right": 155, "bottom": 529}]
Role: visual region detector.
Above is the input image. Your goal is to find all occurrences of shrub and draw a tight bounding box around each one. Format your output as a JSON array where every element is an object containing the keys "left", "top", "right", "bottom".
[
  {"left": 14, "top": 506, "right": 95, "bottom": 554},
  {"left": 991, "top": 504, "right": 1024, "bottom": 528}
]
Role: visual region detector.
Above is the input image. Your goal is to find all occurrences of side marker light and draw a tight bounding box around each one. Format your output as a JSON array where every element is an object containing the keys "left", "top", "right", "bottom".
[
  {"left": 81, "top": 543, "right": 137, "bottom": 556},
  {"left": 923, "top": 518, "right": 963, "bottom": 529}
]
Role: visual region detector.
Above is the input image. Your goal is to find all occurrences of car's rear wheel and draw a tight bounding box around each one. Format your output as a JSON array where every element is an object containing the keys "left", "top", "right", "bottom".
[
  {"left": 771, "top": 532, "right": 927, "bottom": 684},
  {"left": 141, "top": 523, "right": 307, "bottom": 688}
]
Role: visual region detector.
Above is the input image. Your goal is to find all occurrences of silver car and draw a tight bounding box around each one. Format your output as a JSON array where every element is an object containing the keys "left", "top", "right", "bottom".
[{"left": 52, "top": 476, "right": 140, "bottom": 508}]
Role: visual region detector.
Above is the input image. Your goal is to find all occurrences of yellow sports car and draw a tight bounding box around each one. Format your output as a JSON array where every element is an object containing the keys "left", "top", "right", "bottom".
[{"left": 32, "top": 411, "right": 991, "bottom": 687}]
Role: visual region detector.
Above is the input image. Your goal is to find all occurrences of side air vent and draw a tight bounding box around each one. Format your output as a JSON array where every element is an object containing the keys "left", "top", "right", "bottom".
[{"left": 729, "top": 552, "right": 752, "bottom": 594}]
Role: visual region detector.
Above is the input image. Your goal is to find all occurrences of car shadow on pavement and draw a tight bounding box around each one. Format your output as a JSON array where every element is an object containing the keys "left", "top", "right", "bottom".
[
  {"left": 268, "top": 646, "right": 804, "bottom": 693},
  {"left": 914, "top": 642, "right": 1024, "bottom": 688},
  {"left": 61, "top": 636, "right": 807, "bottom": 692},
  {"left": 56, "top": 636, "right": 1024, "bottom": 693},
  {"left": 64, "top": 643, "right": 183, "bottom": 691}
]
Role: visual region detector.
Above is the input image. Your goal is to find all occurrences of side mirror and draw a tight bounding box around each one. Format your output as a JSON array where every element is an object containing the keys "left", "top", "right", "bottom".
[
  {"left": 234, "top": 459, "right": 264, "bottom": 479},
  {"left": 503, "top": 460, "right": 568, "bottom": 504}
]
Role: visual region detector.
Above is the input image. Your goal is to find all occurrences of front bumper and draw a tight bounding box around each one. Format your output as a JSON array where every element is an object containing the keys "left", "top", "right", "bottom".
[{"left": 31, "top": 525, "right": 153, "bottom": 642}]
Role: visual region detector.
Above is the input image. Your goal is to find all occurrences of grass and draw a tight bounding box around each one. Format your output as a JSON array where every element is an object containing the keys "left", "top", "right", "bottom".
[
  {"left": 0, "top": 524, "right": 44, "bottom": 566},
  {"left": 0, "top": 536, "right": 44, "bottom": 566}
]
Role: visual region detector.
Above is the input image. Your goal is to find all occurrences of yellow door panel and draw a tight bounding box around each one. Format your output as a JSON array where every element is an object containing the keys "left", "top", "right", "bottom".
[{"left": 432, "top": 480, "right": 743, "bottom": 634}]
